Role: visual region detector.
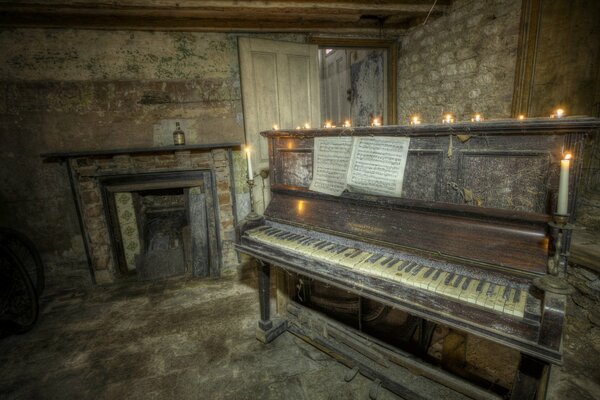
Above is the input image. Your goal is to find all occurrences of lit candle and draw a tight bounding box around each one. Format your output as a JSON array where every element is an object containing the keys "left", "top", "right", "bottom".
[
  {"left": 324, "top": 121, "right": 332, "bottom": 128},
  {"left": 272, "top": 124, "right": 279, "bottom": 130},
  {"left": 410, "top": 115, "right": 421, "bottom": 125},
  {"left": 343, "top": 120, "right": 351, "bottom": 127},
  {"left": 443, "top": 114, "right": 454, "bottom": 124},
  {"left": 471, "top": 114, "right": 483, "bottom": 122},
  {"left": 371, "top": 117, "right": 381, "bottom": 127},
  {"left": 518, "top": 114, "right": 525, "bottom": 120},
  {"left": 555, "top": 108, "right": 565, "bottom": 118},
  {"left": 245, "top": 146, "right": 253, "bottom": 180},
  {"left": 557, "top": 153, "right": 572, "bottom": 215},
  {"left": 296, "top": 126, "right": 301, "bottom": 130},
  {"left": 304, "top": 122, "right": 311, "bottom": 129}
]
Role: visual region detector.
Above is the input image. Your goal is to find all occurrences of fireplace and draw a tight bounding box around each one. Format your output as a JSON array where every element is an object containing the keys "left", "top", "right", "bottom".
[{"left": 46, "top": 145, "right": 240, "bottom": 284}]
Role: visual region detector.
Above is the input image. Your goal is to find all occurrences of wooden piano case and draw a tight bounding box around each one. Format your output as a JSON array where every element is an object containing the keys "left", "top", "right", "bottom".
[{"left": 236, "top": 118, "right": 600, "bottom": 399}]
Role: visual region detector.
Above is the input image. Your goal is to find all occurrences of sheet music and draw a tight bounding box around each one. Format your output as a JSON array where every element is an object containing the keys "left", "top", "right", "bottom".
[
  {"left": 346, "top": 136, "right": 411, "bottom": 197},
  {"left": 309, "top": 136, "right": 353, "bottom": 196}
]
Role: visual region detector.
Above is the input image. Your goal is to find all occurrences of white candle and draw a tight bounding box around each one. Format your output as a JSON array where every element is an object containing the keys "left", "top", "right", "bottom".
[
  {"left": 245, "top": 146, "right": 253, "bottom": 180},
  {"left": 557, "top": 153, "right": 571, "bottom": 215}
]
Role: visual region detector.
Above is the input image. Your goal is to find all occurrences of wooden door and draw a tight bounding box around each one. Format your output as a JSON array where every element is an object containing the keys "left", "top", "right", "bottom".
[
  {"left": 322, "top": 49, "right": 351, "bottom": 126},
  {"left": 239, "top": 37, "right": 320, "bottom": 213}
]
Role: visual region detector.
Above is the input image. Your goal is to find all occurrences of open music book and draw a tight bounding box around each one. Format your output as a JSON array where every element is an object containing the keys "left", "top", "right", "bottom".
[{"left": 309, "top": 136, "right": 410, "bottom": 197}]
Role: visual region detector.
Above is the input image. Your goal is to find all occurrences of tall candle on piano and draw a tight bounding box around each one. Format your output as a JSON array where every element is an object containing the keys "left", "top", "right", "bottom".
[
  {"left": 245, "top": 146, "right": 253, "bottom": 180},
  {"left": 557, "top": 153, "right": 571, "bottom": 215}
]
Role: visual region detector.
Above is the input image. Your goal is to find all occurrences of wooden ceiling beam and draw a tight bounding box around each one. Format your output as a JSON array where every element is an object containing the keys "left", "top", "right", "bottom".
[
  {"left": 0, "top": 1, "right": 451, "bottom": 32},
  {"left": 1, "top": 1, "right": 452, "bottom": 14},
  {"left": 0, "top": 11, "right": 418, "bottom": 33}
]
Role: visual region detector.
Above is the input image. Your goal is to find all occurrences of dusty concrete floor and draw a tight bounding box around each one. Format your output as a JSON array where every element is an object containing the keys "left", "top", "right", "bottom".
[
  {"left": 0, "top": 267, "right": 402, "bottom": 400},
  {"left": 1, "top": 264, "right": 599, "bottom": 399}
]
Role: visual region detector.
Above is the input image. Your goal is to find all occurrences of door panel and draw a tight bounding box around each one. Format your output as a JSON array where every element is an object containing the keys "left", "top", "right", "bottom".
[{"left": 239, "top": 37, "right": 320, "bottom": 213}]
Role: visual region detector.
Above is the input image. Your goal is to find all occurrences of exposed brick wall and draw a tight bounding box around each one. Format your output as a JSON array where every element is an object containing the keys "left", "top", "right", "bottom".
[{"left": 397, "top": 0, "right": 521, "bottom": 123}]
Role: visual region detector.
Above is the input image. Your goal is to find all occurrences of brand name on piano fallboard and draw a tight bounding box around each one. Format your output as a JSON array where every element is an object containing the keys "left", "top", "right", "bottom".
[{"left": 346, "top": 223, "right": 385, "bottom": 235}]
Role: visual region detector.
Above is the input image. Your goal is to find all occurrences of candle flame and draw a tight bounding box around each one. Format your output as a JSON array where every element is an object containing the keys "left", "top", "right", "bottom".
[
  {"left": 471, "top": 114, "right": 483, "bottom": 122},
  {"left": 244, "top": 146, "right": 251, "bottom": 154},
  {"left": 411, "top": 115, "right": 421, "bottom": 125},
  {"left": 564, "top": 153, "right": 572, "bottom": 160},
  {"left": 371, "top": 117, "right": 381, "bottom": 127},
  {"left": 518, "top": 114, "right": 525, "bottom": 120},
  {"left": 304, "top": 122, "right": 311, "bottom": 129},
  {"left": 556, "top": 108, "right": 565, "bottom": 118},
  {"left": 324, "top": 121, "right": 332, "bottom": 128},
  {"left": 343, "top": 120, "right": 351, "bottom": 127},
  {"left": 443, "top": 114, "right": 454, "bottom": 123},
  {"left": 272, "top": 124, "right": 279, "bottom": 130}
]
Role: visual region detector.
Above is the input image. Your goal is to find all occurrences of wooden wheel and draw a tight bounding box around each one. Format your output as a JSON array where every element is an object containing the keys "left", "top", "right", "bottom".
[
  {"left": 0, "top": 244, "right": 39, "bottom": 335},
  {"left": 0, "top": 228, "right": 45, "bottom": 296}
]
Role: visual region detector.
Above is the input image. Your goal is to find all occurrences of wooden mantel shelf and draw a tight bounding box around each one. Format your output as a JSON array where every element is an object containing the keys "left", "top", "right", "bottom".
[{"left": 41, "top": 142, "right": 242, "bottom": 161}]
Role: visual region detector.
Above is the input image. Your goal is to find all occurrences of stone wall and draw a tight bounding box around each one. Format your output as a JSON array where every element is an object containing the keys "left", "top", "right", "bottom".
[{"left": 397, "top": 0, "right": 521, "bottom": 123}]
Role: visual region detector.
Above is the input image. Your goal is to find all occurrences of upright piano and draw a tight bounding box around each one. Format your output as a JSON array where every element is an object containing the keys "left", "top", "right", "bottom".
[{"left": 236, "top": 118, "right": 600, "bottom": 399}]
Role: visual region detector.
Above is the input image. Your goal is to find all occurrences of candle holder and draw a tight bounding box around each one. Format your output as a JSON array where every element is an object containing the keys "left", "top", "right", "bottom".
[
  {"left": 246, "top": 178, "right": 263, "bottom": 222},
  {"left": 533, "top": 213, "right": 574, "bottom": 294}
]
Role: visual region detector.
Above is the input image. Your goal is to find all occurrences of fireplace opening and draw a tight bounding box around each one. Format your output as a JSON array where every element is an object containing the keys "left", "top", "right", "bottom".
[
  {"left": 138, "top": 188, "right": 187, "bottom": 280},
  {"left": 102, "top": 171, "right": 220, "bottom": 281}
]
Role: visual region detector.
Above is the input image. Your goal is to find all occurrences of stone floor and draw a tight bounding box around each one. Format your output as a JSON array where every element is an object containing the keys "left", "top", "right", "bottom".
[
  {"left": 0, "top": 266, "right": 401, "bottom": 400},
  {"left": 1, "top": 263, "right": 600, "bottom": 400}
]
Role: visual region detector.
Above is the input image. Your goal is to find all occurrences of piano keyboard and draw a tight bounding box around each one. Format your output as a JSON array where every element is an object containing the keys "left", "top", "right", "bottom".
[{"left": 246, "top": 226, "right": 536, "bottom": 319}]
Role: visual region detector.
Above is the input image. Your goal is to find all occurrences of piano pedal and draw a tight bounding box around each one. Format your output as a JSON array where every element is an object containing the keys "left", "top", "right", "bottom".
[
  {"left": 369, "top": 378, "right": 382, "bottom": 400},
  {"left": 344, "top": 366, "right": 360, "bottom": 382}
]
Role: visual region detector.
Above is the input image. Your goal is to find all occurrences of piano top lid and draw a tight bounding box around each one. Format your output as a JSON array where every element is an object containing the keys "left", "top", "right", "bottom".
[{"left": 261, "top": 117, "right": 600, "bottom": 138}]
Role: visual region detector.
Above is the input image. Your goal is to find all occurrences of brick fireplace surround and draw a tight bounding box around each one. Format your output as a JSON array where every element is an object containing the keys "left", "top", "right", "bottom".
[{"left": 44, "top": 144, "right": 240, "bottom": 284}]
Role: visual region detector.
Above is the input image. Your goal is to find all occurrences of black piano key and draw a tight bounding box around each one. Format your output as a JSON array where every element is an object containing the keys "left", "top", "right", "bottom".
[
  {"left": 461, "top": 277, "right": 472, "bottom": 290},
  {"left": 336, "top": 246, "right": 349, "bottom": 254},
  {"left": 404, "top": 263, "right": 417, "bottom": 273},
  {"left": 423, "top": 267, "right": 435, "bottom": 279},
  {"left": 368, "top": 254, "right": 383, "bottom": 263},
  {"left": 298, "top": 238, "right": 312, "bottom": 245},
  {"left": 395, "top": 260, "right": 409, "bottom": 271},
  {"left": 382, "top": 256, "right": 394, "bottom": 266},
  {"left": 349, "top": 249, "right": 362, "bottom": 258},
  {"left": 453, "top": 275, "right": 464, "bottom": 288},
  {"left": 513, "top": 288, "right": 521, "bottom": 303},
  {"left": 386, "top": 259, "right": 401, "bottom": 269},
  {"left": 315, "top": 241, "right": 329, "bottom": 249},
  {"left": 411, "top": 265, "right": 424, "bottom": 275},
  {"left": 476, "top": 280, "right": 486, "bottom": 292},
  {"left": 502, "top": 286, "right": 511, "bottom": 301},
  {"left": 444, "top": 272, "right": 455, "bottom": 285},
  {"left": 431, "top": 269, "right": 442, "bottom": 281},
  {"left": 486, "top": 283, "right": 496, "bottom": 297},
  {"left": 328, "top": 245, "right": 342, "bottom": 253}
]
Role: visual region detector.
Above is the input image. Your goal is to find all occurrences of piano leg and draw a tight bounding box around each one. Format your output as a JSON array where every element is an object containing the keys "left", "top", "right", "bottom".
[
  {"left": 510, "top": 354, "right": 549, "bottom": 400},
  {"left": 256, "top": 260, "right": 288, "bottom": 343}
]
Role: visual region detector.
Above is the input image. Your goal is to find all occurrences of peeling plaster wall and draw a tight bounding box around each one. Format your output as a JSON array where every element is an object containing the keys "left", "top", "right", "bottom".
[
  {"left": 0, "top": 29, "right": 304, "bottom": 287},
  {"left": 397, "top": 0, "right": 521, "bottom": 123}
]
